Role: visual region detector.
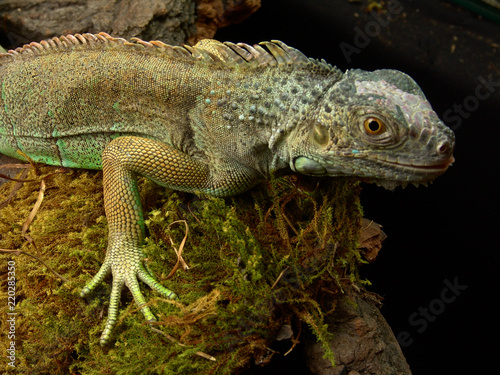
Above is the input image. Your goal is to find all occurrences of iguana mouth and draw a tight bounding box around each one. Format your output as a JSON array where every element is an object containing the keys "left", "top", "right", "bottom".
[
  {"left": 398, "top": 156, "right": 454, "bottom": 171},
  {"left": 372, "top": 156, "right": 455, "bottom": 173},
  {"left": 370, "top": 158, "right": 454, "bottom": 189},
  {"left": 408, "top": 157, "right": 454, "bottom": 171}
]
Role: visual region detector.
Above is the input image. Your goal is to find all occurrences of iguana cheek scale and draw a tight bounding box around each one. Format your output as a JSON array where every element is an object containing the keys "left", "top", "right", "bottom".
[{"left": 0, "top": 33, "right": 455, "bottom": 345}]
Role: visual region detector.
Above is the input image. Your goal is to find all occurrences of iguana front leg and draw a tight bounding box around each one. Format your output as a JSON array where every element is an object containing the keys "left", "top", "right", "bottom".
[{"left": 80, "top": 136, "right": 257, "bottom": 345}]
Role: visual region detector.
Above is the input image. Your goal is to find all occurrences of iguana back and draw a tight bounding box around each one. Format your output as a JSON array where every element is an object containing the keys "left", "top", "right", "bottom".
[{"left": 0, "top": 33, "right": 340, "bottom": 178}]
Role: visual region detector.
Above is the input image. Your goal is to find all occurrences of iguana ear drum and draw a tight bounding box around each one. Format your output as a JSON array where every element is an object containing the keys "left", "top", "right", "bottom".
[
  {"left": 311, "top": 122, "right": 329, "bottom": 146},
  {"left": 294, "top": 156, "right": 327, "bottom": 175}
]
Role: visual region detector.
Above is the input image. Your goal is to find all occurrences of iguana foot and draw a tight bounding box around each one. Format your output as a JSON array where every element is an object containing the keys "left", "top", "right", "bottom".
[{"left": 80, "top": 243, "right": 177, "bottom": 346}]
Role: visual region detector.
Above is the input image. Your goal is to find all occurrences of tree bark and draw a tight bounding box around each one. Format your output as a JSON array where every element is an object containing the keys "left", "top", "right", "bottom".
[
  {"left": 0, "top": 0, "right": 261, "bottom": 48},
  {"left": 305, "top": 288, "right": 412, "bottom": 375}
]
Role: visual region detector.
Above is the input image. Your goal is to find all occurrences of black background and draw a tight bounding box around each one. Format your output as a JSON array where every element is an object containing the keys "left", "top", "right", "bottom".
[{"left": 216, "top": 1, "right": 499, "bottom": 374}]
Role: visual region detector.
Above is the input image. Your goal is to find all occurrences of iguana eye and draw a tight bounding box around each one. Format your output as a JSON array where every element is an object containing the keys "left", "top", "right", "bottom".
[{"left": 363, "top": 117, "right": 385, "bottom": 135}]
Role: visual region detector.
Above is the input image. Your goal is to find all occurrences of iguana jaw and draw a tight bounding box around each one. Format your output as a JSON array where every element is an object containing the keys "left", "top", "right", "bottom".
[
  {"left": 370, "top": 155, "right": 455, "bottom": 189},
  {"left": 292, "top": 153, "right": 454, "bottom": 185}
]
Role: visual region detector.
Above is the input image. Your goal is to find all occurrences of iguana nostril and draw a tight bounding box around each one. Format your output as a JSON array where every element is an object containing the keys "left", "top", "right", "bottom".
[{"left": 437, "top": 141, "right": 450, "bottom": 155}]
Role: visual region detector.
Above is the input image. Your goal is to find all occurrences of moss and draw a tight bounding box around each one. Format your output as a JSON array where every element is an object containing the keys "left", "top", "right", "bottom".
[{"left": 0, "top": 166, "right": 364, "bottom": 374}]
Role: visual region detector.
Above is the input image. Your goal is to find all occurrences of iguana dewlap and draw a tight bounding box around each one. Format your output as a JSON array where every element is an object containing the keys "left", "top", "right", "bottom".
[{"left": 0, "top": 33, "right": 455, "bottom": 345}]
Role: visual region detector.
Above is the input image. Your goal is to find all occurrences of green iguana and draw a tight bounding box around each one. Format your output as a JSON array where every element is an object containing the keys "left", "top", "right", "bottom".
[{"left": 0, "top": 33, "right": 455, "bottom": 345}]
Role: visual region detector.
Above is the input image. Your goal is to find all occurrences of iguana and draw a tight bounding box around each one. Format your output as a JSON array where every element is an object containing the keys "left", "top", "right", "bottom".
[{"left": 0, "top": 33, "right": 455, "bottom": 345}]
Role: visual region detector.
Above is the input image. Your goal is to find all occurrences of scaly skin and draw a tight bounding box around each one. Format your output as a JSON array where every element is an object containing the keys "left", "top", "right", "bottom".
[{"left": 0, "top": 33, "right": 455, "bottom": 344}]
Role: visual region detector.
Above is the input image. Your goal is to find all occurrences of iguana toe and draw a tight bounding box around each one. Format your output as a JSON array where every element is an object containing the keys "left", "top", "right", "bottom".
[{"left": 81, "top": 255, "right": 177, "bottom": 346}]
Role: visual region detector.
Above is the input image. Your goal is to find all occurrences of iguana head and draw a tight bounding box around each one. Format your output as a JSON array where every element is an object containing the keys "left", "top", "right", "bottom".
[{"left": 287, "top": 69, "right": 455, "bottom": 188}]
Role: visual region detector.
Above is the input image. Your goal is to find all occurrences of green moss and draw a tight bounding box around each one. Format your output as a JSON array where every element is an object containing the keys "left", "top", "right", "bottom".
[{"left": 0, "top": 166, "right": 364, "bottom": 374}]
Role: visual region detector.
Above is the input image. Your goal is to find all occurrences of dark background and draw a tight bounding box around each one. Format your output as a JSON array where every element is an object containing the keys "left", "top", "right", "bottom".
[{"left": 216, "top": 1, "right": 499, "bottom": 374}]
